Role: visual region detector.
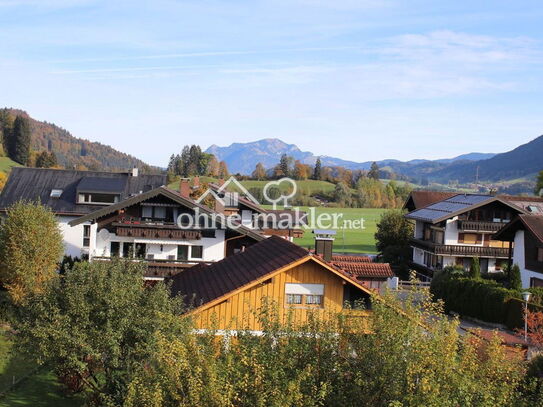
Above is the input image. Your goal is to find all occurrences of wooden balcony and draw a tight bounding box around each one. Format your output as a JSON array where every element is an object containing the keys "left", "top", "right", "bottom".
[
  {"left": 111, "top": 219, "right": 202, "bottom": 240},
  {"left": 457, "top": 220, "right": 505, "bottom": 233},
  {"left": 93, "top": 257, "right": 210, "bottom": 278},
  {"left": 410, "top": 238, "right": 510, "bottom": 258}
]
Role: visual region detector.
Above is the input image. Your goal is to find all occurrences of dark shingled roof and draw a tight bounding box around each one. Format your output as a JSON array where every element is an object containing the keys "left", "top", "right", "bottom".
[
  {"left": 499, "top": 195, "right": 543, "bottom": 215},
  {"left": 494, "top": 214, "right": 543, "bottom": 244},
  {"left": 169, "top": 236, "right": 309, "bottom": 308},
  {"left": 403, "top": 191, "right": 458, "bottom": 212},
  {"left": 0, "top": 167, "right": 166, "bottom": 216},
  {"left": 405, "top": 194, "right": 525, "bottom": 224},
  {"left": 77, "top": 176, "right": 127, "bottom": 193}
]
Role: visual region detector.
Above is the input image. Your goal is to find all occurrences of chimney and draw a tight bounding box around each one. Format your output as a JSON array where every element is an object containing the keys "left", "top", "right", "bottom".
[
  {"left": 193, "top": 176, "right": 200, "bottom": 189},
  {"left": 131, "top": 167, "right": 139, "bottom": 177},
  {"left": 313, "top": 230, "right": 336, "bottom": 262},
  {"left": 218, "top": 178, "right": 225, "bottom": 186},
  {"left": 179, "top": 178, "right": 191, "bottom": 198}
]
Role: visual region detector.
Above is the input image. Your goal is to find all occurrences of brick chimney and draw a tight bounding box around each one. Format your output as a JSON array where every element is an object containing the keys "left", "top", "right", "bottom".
[
  {"left": 179, "top": 178, "right": 191, "bottom": 198},
  {"left": 193, "top": 176, "right": 200, "bottom": 189},
  {"left": 313, "top": 230, "right": 336, "bottom": 262}
]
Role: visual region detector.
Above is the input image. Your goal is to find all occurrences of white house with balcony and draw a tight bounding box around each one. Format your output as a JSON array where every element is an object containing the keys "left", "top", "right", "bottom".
[{"left": 405, "top": 194, "right": 527, "bottom": 274}]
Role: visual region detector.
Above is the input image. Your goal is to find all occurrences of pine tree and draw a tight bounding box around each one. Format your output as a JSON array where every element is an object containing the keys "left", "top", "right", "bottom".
[
  {"left": 279, "top": 154, "right": 290, "bottom": 178},
  {"left": 509, "top": 264, "right": 522, "bottom": 290},
  {"left": 313, "top": 157, "right": 322, "bottom": 180},
  {"left": 368, "top": 161, "right": 380, "bottom": 180},
  {"left": 11, "top": 115, "right": 31, "bottom": 165}
]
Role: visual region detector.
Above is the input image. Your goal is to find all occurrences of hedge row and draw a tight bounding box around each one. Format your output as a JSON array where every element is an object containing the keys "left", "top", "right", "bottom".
[{"left": 430, "top": 270, "right": 543, "bottom": 330}]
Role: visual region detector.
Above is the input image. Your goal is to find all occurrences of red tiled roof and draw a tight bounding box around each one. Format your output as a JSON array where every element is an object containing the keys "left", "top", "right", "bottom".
[
  {"left": 333, "top": 261, "right": 394, "bottom": 278},
  {"left": 331, "top": 254, "right": 371, "bottom": 263}
]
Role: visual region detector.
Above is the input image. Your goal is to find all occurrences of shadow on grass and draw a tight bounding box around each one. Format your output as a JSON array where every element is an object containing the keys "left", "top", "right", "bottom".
[{"left": 0, "top": 370, "right": 84, "bottom": 407}]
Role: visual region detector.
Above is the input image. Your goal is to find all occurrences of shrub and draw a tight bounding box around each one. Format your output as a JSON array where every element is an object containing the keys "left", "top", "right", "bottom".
[
  {"left": 468, "top": 257, "right": 481, "bottom": 279},
  {"left": 510, "top": 264, "right": 522, "bottom": 291},
  {"left": 431, "top": 270, "right": 517, "bottom": 324}
]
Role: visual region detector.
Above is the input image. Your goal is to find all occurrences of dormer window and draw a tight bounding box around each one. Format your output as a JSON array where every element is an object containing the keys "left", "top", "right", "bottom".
[
  {"left": 76, "top": 176, "right": 126, "bottom": 205},
  {"left": 50, "top": 189, "right": 63, "bottom": 198},
  {"left": 78, "top": 193, "right": 119, "bottom": 204}
]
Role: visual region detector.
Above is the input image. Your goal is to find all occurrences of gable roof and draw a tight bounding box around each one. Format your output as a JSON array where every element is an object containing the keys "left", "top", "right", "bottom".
[
  {"left": 332, "top": 259, "right": 394, "bottom": 279},
  {"left": 405, "top": 193, "right": 525, "bottom": 224},
  {"left": 499, "top": 195, "right": 543, "bottom": 215},
  {"left": 494, "top": 214, "right": 543, "bottom": 244},
  {"left": 0, "top": 167, "right": 166, "bottom": 216},
  {"left": 68, "top": 186, "right": 265, "bottom": 241},
  {"left": 403, "top": 191, "right": 457, "bottom": 212},
  {"left": 169, "top": 235, "right": 374, "bottom": 312}
]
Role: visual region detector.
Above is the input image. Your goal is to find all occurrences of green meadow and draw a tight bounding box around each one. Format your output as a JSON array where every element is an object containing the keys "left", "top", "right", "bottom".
[{"left": 292, "top": 207, "right": 387, "bottom": 254}]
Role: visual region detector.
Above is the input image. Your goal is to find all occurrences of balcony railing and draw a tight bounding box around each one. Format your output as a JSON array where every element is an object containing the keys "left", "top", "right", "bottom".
[
  {"left": 92, "top": 256, "right": 211, "bottom": 278},
  {"left": 410, "top": 239, "right": 510, "bottom": 258},
  {"left": 457, "top": 220, "right": 506, "bottom": 233}
]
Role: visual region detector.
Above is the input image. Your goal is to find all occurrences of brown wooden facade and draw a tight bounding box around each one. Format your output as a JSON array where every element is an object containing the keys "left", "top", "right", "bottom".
[{"left": 190, "top": 257, "right": 371, "bottom": 331}]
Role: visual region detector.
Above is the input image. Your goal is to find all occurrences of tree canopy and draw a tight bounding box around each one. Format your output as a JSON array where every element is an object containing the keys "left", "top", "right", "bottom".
[{"left": 0, "top": 201, "right": 64, "bottom": 304}]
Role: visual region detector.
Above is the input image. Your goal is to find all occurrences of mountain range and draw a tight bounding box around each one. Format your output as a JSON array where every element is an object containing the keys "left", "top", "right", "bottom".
[{"left": 206, "top": 137, "right": 542, "bottom": 184}]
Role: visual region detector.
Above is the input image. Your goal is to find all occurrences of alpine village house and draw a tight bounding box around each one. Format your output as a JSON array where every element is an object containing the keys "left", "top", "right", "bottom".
[
  {"left": 0, "top": 167, "right": 393, "bottom": 320},
  {"left": 404, "top": 191, "right": 543, "bottom": 282}
]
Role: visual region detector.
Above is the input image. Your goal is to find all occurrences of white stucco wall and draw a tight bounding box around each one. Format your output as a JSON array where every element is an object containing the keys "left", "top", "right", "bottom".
[
  {"left": 58, "top": 216, "right": 96, "bottom": 258},
  {"left": 94, "top": 228, "right": 226, "bottom": 262},
  {"left": 512, "top": 230, "right": 533, "bottom": 288},
  {"left": 444, "top": 217, "right": 459, "bottom": 245}
]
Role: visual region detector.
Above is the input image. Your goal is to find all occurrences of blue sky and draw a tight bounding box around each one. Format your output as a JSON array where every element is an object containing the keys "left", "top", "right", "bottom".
[{"left": 1, "top": 0, "right": 543, "bottom": 167}]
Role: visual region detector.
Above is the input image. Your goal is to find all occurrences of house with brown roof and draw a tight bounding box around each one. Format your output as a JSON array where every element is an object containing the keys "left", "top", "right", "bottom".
[
  {"left": 403, "top": 191, "right": 457, "bottom": 212},
  {"left": 405, "top": 194, "right": 526, "bottom": 274},
  {"left": 494, "top": 214, "right": 543, "bottom": 288},
  {"left": 170, "top": 236, "right": 374, "bottom": 331}
]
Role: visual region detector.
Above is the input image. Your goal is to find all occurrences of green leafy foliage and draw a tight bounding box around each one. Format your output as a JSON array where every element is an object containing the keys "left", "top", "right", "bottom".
[
  {"left": 123, "top": 292, "right": 526, "bottom": 407},
  {"left": 469, "top": 257, "right": 481, "bottom": 279},
  {"left": 374, "top": 210, "right": 413, "bottom": 278},
  {"left": 12, "top": 259, "right": 187, "bottom": 407},
  {"left": 535, "top": 170, "right": 543, "bottom": 196},
  {"left": 0, "top": 201, "right": 64, "bottom": 305},
  {"left": 510, "top": 264, "right": 522, "bottom": 291}
]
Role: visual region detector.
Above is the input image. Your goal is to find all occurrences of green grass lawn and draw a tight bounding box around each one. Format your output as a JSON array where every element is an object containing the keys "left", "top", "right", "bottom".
[
  {"left": 293, "top": 207, "right": 387, "bottom": 254},
  {"left": 0, "top": 326, "right": 83, "bottom": 407},
  {"left": 0, "top": 157, "right": 20, "bottom": 173},
  {"left": 0, "top": 370, "right": 84, "bottom": 407},
  {"left": 0, "top": 327, "right": 35, "bottom": 394}
]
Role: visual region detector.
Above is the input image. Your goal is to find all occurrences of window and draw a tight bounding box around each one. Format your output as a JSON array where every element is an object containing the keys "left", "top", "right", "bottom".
[
  {"left": 78, "top": 193, "right": 119, "bottom": 204},
  {"left": 202, "top": 229, "right": 216, "bottom": 238},
  {"left": 110, "top": 241, "right": 120, "bottom": 257},
  {"left": 154, "top": 207, "right": 166, "bottom": 219},
  {"left": 285, "top": 283, "right": 324, "bottom": 307},
  {"left": 191, "top": 245, "right": 203, "bottom": 259},
  {"left": 538, "top": 248, "right": 543, "bottom": 263},
  {"left": 83, "top": 225, "right": 91, "bottom": 247},
  {"left": 305, "top": 295, "right": 323, "bottom": 305},
  {"left": 286, "top": 294, "right": 303, "bottom": 305},
  {"left": 50, "top": 189, "right": 63, "bottom": 198},
  {"left": 177, "top": 245, "right": 188, "bottom": 261},
  {"left": 142, "top": 206, "right": 153, "bottom": 218}
]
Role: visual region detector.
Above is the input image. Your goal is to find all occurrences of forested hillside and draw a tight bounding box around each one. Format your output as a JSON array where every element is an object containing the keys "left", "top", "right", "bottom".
[{"left": 0, "top": 108, "right": 156, "bottom": 172}]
